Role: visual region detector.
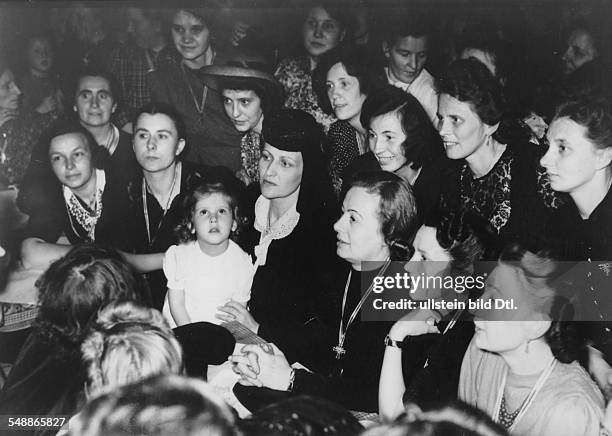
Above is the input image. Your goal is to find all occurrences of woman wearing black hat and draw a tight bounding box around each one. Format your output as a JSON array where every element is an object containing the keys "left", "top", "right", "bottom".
[{"left": 217, "top": 109, "right": 340, "bottom": 370}]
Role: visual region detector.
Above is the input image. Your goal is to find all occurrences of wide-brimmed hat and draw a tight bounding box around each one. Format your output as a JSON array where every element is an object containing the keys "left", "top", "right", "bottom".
[{"left": 200, "top": 55, "right": 279, "bottom": 92}]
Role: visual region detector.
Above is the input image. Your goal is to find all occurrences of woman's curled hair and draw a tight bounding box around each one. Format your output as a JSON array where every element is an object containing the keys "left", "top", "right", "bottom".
[
  {"left": 349, "top": 171, "right": 418, "bottom": 261},
  {"left": 34, "top": 245, "right": 143, "bottom": 348},
  {"left": 81, "top": 301, "right": 184, "bottom": 397}
]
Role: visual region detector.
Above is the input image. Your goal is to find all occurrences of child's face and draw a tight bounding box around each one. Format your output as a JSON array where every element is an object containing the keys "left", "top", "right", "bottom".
[
  {"left": 27, "top": 39, "right": 53, "bottom": 73},
  {"left": 192, "top": 193, "right": 237, "bottom": 249}
]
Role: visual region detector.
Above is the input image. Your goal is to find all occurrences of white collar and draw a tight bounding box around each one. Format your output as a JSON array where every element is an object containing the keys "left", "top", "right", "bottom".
[
  {"left": 253, "top": 195, "right": 300, "bottom": 266},
  {"left": 385, "top": 67, "right": 425, "bottom": 92}
]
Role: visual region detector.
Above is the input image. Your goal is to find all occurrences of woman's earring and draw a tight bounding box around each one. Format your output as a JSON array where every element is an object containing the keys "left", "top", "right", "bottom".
[{"left": 524, "top": 339, "right": 531, "bottom": 354}]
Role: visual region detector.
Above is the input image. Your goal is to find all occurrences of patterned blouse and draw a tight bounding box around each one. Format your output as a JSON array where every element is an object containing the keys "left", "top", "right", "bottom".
[
  {"left": 327, "top": 120, "right": 361, "bottom": 196},
  {"left": 0, "top": 112, "right": 57, "bottom": 186},
  {"left": 274, "top": 56, "right": 336, "bottom": 133},
  {"left": 439, "top": 145, "right": 562, "bottom": 253},
  {"left": 240, "top": 130, "right": 262, "bottom": 186}
]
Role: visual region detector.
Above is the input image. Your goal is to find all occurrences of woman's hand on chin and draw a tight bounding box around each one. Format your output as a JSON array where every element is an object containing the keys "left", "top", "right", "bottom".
[
  {"left": 230, "top": 343, "right": 293, "bottom": 391},
  {"left": 216, "top": 300, "right": 260, "bottom": 333},
  {"left": 388, "top": 308, "right": 441, "bottom": 341}
]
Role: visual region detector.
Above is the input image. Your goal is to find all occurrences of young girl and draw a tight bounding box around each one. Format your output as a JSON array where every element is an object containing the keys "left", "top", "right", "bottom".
[
  {"left": 162, "top": 179, "right": 253, "bottom": 328},
  {"left": 19, "top": 33, "right": 63, "bottom": 115}
]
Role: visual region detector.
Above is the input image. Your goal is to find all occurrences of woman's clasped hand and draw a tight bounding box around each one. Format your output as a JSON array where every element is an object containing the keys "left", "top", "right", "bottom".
[{"left": 230, "top": 343, "right": 293, "bottom": 391}]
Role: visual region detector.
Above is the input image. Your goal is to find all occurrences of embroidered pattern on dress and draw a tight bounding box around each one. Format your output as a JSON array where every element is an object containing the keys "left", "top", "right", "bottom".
[{"left": 459, "top": 153, "right": 512, "bottom": 232}]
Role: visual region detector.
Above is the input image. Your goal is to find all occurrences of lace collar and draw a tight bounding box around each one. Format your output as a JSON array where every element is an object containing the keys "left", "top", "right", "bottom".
[
  {"left": 62, "top": 169, "right": 106, "bottom": 242},
  {"left": 253, "top": 195, "right": 300, "bottom": 266}
]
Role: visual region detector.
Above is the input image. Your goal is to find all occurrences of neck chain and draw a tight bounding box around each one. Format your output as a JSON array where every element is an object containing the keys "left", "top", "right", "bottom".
[
  {"left": 334, "top": 259, "right": 391, "bottom": 359},
  {"left": 181, "top": 49, "right": 216, "bottom": 116},
  {"left": 142, "top": 165, "right": 179, "bottom": 247},
  {"left": 493, "top": 357, "right": 557, "bottom": 431}
]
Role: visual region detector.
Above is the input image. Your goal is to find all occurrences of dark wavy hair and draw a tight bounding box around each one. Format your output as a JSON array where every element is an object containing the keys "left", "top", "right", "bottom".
[
  {"left": 34, "top": 245, "right": 143, "bottom": 349},
  {"left": 497, "top": 243, "right": 586, "bottom": 364},
  {"left": 47, "top": 118, "right": 103, "bottom": 168},
  {"left": 363, "top": 401, "right": 506, "bottom": 436},
  {"left": 361, "top": 85, "right": 443, "bottom": 170},
  {"left": 134, "top": 101, "right": 187, "bottom": 142},
  {"left": 552, "top": 98, "right": 612, "bottom": 151},
  {"left": 349, "top": 171, "right": 418, "bottom": 261},
  {"left": 426, "top": 210, "right": 500, "bottom": 273},
  {"left": 239, "top": 395, "right": 362, "bottom": 436},
  {"left": 437, "top": 58, "right": 529, "bottom": 144},
  {"left": 175, "top": 179, "right": 248, "bottom": 244},
  {"left": 382, "top": 10, "right": 432, "bottom": 46},
  {"left": 68, "top": 375, "right": 237, "bottom": 436},
  {"left": 312, "top": 45, "right": 383, "bottom": 115}
]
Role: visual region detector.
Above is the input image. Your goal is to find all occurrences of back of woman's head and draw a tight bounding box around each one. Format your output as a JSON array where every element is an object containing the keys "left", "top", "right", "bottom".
[
  {"left": 553, "top": 97, "right": 612, "bottom": 151},
  {"left": 82, "top": 301, "right": 184, "bottom": 398},
  {"left": 35, "top": 245, "right": 142, "bottom": 346},
  {"left": 362, "top": 401, "right": 507, "bottom": 436},
  {"left": 68, "top": 374, "right": 238, "bottom": 436},
  {"left": 239, "top": 395, "right": 362, "bottom": 436},
  {"left": 361, "top": 85, "right": 443, "bottom": 169},
  {"left": 349, "top": 171, "right": 418, "bottom": 260},
  {"left": 437, "top": 58, "right": 506, "bottom": 127}
]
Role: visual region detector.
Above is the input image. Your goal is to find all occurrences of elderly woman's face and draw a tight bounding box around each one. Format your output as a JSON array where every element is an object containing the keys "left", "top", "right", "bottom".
[
  {"left": 437, "top": 93, "right": 496, "bottom": 161},
  {"left": 259, "top": 143, "right": 303, "bottom": 200},
  {"left": 222, "top": 89, "right": 263, "bottom": 133},
  {"left": 562, "top": 30, "right": 597, "bottom": 75},
  {"left": 326, "top": 62, "right": 365, "bottom": 123},
  {"left": 0, "top": 70, "right": 21, "bottom": 111},
  {"left": 541, "top": 116, "right": 611, "bottom": 194},
  {"left": 49, "top": 132, "right": 94, "bottom": 191},
  {"left": 74, "top": 76, "right": 116, "bottom": 129},
  {"left": 172, "top": 10, "right": 211, "bottom": 64},
  {"left": 302, "top": 7, "right": 344, "bottom": 58},
  {"left": 472, "top": 262, "right": 553, "bottom": 354},
  {"left": 334, "top": 187, "right": 389, "bottom": 266},
  {"left": 369, "top": 111, "right": 407, "bottom": 173}
]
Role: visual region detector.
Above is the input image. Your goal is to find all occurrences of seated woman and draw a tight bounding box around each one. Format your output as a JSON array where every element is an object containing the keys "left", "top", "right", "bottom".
[
  {"left": 459, "top": 245, "right": 604, "bottom": 436},
  {"left": 0, "top": 246, "right": 143, "bottom": 422},
  {"left": 20, "top": 120, "right": 127, "bottom": 270},
  {"left": 0, "top": 62, "right": 57, "bottom": 188},
  {"left": 18, "top": 66, "right": 138, "bottom": 215},
  {"left": 344, "top": 85, "right": 446, "bottom": 222},
  {"left": 230, "top": 171, "right": 418, "bottom": 413},
  {"left": 312, "top": 46, "right": 383, "bottom": 195},
  {"left": 274, "top": 3, "right": 347, "bottom": 133},
  {"left": 148, "top": 8, "right": 243, "bottom": 171},
  {"left": 436, "top": 59, "right": 561, "bottom": 257},
  {"left": 378, "top": 211, "right": 497, "bottom": 421},
  {"left": 120, "top": 102, "right": 237, "bottom": 311},
  {"left": 201, "top": 57, "right": 282, "bottom": 185},
  {"left": 217, "top": 109, "right": 339, "bottom": 369},
  {"left": 541, "top": 98, "right": 612, "bottom": 396}
]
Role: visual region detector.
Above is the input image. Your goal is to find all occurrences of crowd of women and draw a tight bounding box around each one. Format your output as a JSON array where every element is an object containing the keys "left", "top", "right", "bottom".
[{"left": 0, "top": 1, "right": 611, "bottom": 435}]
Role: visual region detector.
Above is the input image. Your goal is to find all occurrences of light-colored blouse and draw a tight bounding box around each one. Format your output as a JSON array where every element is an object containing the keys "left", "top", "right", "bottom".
[{"left": 459, "top": 339, "right": 604, "bottom": 436}]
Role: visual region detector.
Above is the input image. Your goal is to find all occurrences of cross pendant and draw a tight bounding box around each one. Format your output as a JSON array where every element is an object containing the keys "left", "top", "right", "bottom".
[{"left": 333, "top": 345, "right": 346, "bottom": 359}]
